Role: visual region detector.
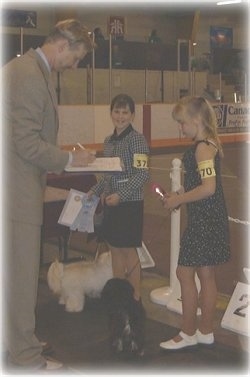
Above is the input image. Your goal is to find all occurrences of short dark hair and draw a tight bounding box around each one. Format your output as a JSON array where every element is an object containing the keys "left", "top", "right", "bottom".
[{"left": 110, "top": 94, "right": 135, "bottom": 114}]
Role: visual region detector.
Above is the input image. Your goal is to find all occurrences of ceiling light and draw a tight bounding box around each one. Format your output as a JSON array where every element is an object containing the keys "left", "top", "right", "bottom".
[{"left": 217, "top": 0, "right": 242, "bottom": 5}]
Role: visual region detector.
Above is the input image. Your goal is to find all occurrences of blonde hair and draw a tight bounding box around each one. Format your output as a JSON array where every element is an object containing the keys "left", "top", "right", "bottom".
[
  {"left": 172, "top": 96, "right": 223, "bottom": 155},
  {"left": 45, "top": 19, "right": 95, "bottom": 52}
]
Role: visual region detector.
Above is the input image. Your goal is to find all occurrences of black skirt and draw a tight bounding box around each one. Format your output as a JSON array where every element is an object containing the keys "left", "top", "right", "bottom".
[{"left": 102, "top": 201, "right": 144, "bottom": 248}]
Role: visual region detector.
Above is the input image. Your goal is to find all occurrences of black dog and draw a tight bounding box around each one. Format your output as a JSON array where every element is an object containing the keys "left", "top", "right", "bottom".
[{"left": 101, "top": 278, "right": 146, "bottom": 358}]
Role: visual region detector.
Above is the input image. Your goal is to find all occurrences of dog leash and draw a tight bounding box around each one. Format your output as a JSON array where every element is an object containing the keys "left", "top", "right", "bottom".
[
  {"left": 125, "top": 259, "right": 140, "bottom": 278},
  {"left": 94, "top": 240, "right": 140, "bottom": 278}
]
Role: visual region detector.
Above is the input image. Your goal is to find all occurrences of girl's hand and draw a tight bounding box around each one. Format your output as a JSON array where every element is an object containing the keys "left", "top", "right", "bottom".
[
  {"left": 105, "top": 193, "right": 120, "bottom": 206},
  {"left": 87, "top": 191, "right": 106, "bottom": 207},
  {"left": 163, "top": 191, "right": 181, "bottom": 211},
  {"left": 100, "top": 193, "right": 106, "bottom": 206},
  {"left": 177, "top": 185, "right": 184, "bottom": 195},
  {"left": 87, "top": 190, "right": 95, "bottom": 199}
]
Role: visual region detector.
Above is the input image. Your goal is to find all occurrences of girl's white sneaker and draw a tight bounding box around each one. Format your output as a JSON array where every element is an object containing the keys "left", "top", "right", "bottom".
[
  {"left": 160, "top": 331, "right": 197, "bottom": 350},
  {"left": 196, "top": 329, "right": 214, "bottom": 345}
]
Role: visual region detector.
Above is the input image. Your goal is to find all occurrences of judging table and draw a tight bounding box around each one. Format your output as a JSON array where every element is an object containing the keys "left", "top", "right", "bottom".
[{"left": 41, "top": 171, "right": 97, "bottom": 263}]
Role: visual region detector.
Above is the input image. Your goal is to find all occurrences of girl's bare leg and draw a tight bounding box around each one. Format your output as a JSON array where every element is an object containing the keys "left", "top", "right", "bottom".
[
  {"left": 109, "top": 245, "right": 126, "bottom": 279},
  {"left": 197, "top": 266, "right": 217, "bottom": 334},
  {"left": 124, "top": 247, "right": 141, "bottom": 301},
  {"left": 174, "top": 265, "right": 198, "bottom": 341},
  {"left": 109, "top": 245, "right": 141, "bottom": 300}
]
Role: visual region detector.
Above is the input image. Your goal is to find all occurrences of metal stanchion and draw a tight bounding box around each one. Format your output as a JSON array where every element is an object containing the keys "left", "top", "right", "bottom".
[
  {"left": 92, "top": 32, "right": 95, "bottom": 104},
  {"left": 109, "top": 34, "right": 112, "bottom": 103}
]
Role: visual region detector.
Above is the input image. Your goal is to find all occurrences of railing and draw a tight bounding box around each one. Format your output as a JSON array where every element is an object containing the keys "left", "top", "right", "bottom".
[{"left": 54, "top": 34, "right": 248, "bottom": 105}]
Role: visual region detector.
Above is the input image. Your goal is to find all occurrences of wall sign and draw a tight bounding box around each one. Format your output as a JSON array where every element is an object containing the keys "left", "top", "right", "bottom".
[
  {"left": 108, "top": 16, "right": 125, "bottom": 39},
  {"left": 2, "top": 9, "right": 37, "bottom": 28},
  {"left": 210, "top": 26, "right": 233, "bottom": 49}
]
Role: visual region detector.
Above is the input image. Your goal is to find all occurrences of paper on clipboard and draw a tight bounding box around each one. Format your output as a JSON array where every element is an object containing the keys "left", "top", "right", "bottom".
[
  {"left": 65, "top": 157, "right": 123, "bottom": 172},
  {"left": 58, "top": 189, "right": 100, "bottom": 232}
]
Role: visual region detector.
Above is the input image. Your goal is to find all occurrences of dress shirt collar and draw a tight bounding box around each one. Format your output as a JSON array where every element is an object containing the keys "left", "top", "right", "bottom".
[{"left": 36, "top": 47, "right": 51, "bottom": 72}]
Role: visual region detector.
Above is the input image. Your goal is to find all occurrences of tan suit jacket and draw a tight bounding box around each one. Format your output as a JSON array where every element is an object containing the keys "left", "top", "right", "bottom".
[{"left": 3, "top": 48, "right": 69, "bottom": 225}]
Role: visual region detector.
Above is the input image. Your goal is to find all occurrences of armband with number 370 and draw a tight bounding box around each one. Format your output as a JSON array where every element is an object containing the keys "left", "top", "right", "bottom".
[{"left": 197, "top": 160, "right": 216, "bottom": 179}]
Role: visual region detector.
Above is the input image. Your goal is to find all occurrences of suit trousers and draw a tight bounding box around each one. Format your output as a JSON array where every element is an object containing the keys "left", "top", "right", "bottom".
[{"left": 4, "top": 220, "right": 45, "bottom": 369}]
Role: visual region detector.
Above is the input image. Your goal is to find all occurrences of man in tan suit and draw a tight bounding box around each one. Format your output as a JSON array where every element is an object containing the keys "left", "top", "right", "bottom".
[{"left": 3, "top": 19, "right": 95, "bottom": 371}]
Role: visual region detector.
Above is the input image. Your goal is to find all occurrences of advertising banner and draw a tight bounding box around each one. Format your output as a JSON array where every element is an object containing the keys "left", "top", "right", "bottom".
[{"left": 213, "top": 103, "right": 250, "bottom": 133}]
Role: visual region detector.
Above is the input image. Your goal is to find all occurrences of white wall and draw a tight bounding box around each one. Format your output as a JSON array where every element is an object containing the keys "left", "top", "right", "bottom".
[
  {"left": 57, "top": 106, "right": 95, "bottom": 146},
  {"left": 57, "top": 102, "right": 250, "bottom": 147},
  {"left": 151, "top": 104, "right": 179, "bottom": 140},
  {"left": 57, "top": 103, "right": 180, "bottom": 146},
  {"left": 57, "top": 103, "right": 144, "bottom": 145}
]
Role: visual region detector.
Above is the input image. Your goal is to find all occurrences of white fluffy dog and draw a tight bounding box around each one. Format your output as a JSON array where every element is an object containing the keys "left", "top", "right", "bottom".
[{"left": 47, "top": 251, "right": 113, "bottom": 312}]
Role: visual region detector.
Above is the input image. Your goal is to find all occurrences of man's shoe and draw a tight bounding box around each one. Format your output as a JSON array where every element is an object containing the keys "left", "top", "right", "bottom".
[
  {"left": 40, "top": 341, "right": 54, "bottom": 356},
  {"left": 160, "top": 331, "right": 197, "bottom": 350},
  {"left": 40, "top": 356, "right": 63, "bottom": 370},
  {"left": 196, "top": 329, "right": 214, "bottom": 345}
]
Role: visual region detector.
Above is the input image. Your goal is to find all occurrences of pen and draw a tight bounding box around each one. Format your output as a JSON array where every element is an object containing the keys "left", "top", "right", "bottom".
[{"left": 77, "top": 142, "right": 85, "bottom": 150}]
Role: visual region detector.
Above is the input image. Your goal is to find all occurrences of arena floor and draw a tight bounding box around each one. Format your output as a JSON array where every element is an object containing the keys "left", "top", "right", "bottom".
[
  {"left": 67, "top": 141, "right": 249, "bottom": 296},
  {"left": 39, "top": 140, "right": 249, "bottom": 372}
]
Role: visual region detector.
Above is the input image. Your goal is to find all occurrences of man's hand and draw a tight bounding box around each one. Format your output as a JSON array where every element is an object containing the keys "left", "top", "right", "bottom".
[{"left": 71, "top": 149, "right": 96, "bottom": 167}]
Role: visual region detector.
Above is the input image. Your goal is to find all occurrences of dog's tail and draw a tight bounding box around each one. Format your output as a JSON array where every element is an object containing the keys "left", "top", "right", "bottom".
[{"left": 47, "top": 259, "right": 64, "bottom": 294}]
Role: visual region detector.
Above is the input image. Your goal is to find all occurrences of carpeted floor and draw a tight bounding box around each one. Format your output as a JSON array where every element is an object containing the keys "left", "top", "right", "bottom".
[{"left": 35, "top": 280, "right": 248, "bottom": 375}]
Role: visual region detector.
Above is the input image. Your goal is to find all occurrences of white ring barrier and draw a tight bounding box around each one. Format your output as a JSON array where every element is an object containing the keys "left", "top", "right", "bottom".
[
  {"left": 150, "top": 158, "right": 201, "bottom": 315},
  {"left": 150, "top": 158, "right": 182, "bottom": 305}
]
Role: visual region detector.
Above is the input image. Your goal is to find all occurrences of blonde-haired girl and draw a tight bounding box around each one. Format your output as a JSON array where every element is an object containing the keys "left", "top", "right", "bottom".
[{"left": 160, "top": 96, "right": 230, "bottom": 350}]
